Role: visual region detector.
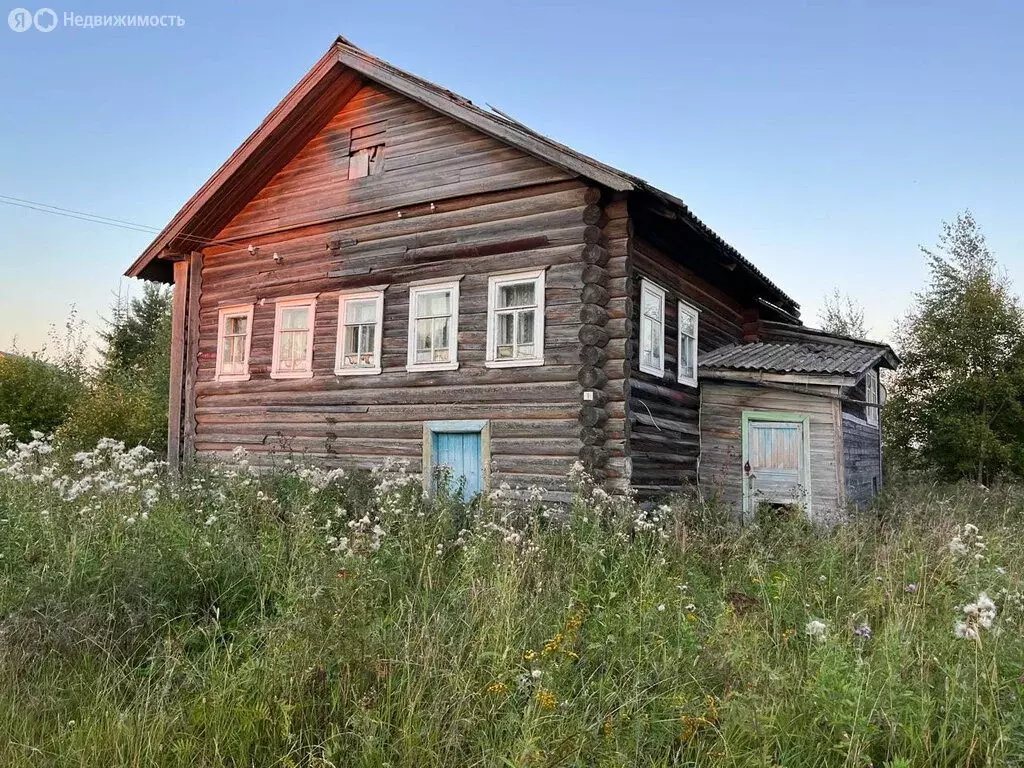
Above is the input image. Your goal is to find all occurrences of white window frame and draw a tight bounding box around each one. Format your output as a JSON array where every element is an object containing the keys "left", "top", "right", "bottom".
[
  {"left": 334, "top": 287, "right": 386, "bottom": 376},
  {"left": 638, "top": 278, "right": 666, "bottom": 377},
  {"left": 865, "top": 369, "right": 879, "bottom": 426},
  {"left": 485, "top": 268, "right": 545, "bottom": 368},
  {"left": 215, "top": 303, "right": 254, "bottom": 382},
  {"left": 270, "top": 295, "right": 317, "bottom": 379},
  {"left": 406, "top": 277, "right": 461, "bottom": 372},
  {"left": 677, "top": 299, "right": 700, "bottom": 387}
]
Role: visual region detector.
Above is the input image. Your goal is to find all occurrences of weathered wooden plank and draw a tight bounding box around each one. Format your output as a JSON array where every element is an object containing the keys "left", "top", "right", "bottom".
[
  {"left": 182, "top": 252, "right": 203, "bottom": 464},
  {"left": 167, "top": 259, "right": 189, "bottom": 470}
]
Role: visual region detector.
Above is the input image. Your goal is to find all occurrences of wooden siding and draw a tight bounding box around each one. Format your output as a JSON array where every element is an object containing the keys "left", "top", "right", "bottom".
[
  {"left": 625, "top": 237, "right": 747, "bottom": 495},
  {"left": 180, "top": 83, "right": 596, "bottom": 495},
  {"left": 216, "top": 83, "right": 572, "bottom": 242},
  {"left": 842, "top": 414, "right": 881, "bottom": 509},
  {"left": 699, "top": 381, "right": 844, "bottom": 524}
]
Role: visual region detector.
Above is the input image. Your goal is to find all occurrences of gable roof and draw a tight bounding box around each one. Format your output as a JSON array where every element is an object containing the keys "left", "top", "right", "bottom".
[{"left": 125, "top": 36, "right": 797, "bottom": 313}]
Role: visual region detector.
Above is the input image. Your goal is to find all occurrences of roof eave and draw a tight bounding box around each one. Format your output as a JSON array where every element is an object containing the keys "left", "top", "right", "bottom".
[
  {"left": 332, "top": 45, "right": 635, "bottom": 193},
  {"left": 124, "top": 43, "right": 350, "bottom": 281}
]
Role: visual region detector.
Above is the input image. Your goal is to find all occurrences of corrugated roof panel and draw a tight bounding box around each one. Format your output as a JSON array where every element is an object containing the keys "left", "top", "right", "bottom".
[{"left": 699, "top": 341, "right": 888, "bottom": 376}]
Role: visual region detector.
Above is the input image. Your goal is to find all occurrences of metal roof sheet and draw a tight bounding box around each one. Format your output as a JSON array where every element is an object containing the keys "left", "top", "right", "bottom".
[{"left": 699, "top": 341, "right": 890, "bottom": 376}]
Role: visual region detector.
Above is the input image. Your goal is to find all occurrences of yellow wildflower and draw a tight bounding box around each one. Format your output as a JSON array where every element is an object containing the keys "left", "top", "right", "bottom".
[
  {"left": 566, "top": 607, "right": 587, "bottom": 630},
  {"left": 536, "top": 687, "right": 557, "bottom": 710},
  {"left": 486, "top": 682, "right": 508, "bottom": 695},
  {"left": 523, "top": 649, "right": 537, "bottom": 661},
  {"left": 542, "top": 632, "right": 564, "bottom": 656},
  {"left": 686, "top": 613, "right": 698, "bottom": 622}
]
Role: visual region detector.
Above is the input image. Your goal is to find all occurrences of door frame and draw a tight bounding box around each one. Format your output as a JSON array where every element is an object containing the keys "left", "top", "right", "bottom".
[
  {"left": 741, "top": 410, "right": 812, "bottom": 519},
  {"left": 422, "top": 419, "right": 491, "bottom": 497}
]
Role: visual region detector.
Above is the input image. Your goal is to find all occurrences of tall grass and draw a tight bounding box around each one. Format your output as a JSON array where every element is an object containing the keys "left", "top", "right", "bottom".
[{"left": 1, "top": 431, "right": 1023, "bottom": 766}]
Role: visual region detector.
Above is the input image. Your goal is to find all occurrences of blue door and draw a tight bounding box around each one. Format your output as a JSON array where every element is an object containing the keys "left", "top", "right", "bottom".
[{"left": 431, "top": 431, "right": 484, "bottom": 501}]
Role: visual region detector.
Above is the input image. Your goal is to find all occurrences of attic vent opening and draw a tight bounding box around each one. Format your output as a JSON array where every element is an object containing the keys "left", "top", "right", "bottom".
[{"left": 348, "top": 120, "right": 386, "bottom": 179}]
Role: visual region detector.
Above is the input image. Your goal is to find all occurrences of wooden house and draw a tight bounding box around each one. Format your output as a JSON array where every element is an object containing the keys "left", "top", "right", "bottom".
[{"left": 125, "top": 36, "right": 897, "bottom": 517}]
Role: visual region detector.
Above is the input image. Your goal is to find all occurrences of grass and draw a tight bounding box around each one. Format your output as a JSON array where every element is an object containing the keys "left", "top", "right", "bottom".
[{"left": 1, "top": 432, "right": 1023, "bottom": 766}]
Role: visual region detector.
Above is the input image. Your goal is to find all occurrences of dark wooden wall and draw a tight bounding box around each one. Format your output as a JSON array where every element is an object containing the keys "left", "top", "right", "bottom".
[
  {"left": 841, "top": 383, "right": 882, "bottom": 508},
  {"left": 183, "top": 83, "right": 599, "bottom": 495},
  {"left": 624, "top": 237, "right": 748, "bottom": 495}
]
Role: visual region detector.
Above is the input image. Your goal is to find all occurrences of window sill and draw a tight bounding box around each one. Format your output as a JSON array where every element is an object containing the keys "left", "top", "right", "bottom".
[
  {"left": 270, "top": 371, "right": 314, "bottom": 380},
  {"left": 639, "top": 363, "right": 665, "bottom": 377},
  {"left": 406, "top": 362, "right": 459, "bottom": 373},
  {"left": 484, "top": 358, "right": 544, "bottom": 369},
  {"left": 215, "top": 373, "right": 251, "bottom": 382},
  {"left": 677, "top": 375, "right": 698, "bottom": 388},
  {"left": 334, "top": 367, "right": 382, "bottom": 377}
]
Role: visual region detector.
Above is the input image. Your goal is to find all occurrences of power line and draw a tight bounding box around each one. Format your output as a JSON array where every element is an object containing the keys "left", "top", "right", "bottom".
[
  {"left": 0, "top": 194, "right": 161, "bottom": 235},
  {"left": 0, "top": 194, "right": 232, "bottom": 248}
]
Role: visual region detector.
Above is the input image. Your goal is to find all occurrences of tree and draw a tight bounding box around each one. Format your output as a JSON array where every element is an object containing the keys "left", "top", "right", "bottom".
[
  {"left": 0, "top": 354, "right": 83, "bottom": 442},
  {"left": 818, "top": 288, "right": 868, "bottom": 339},
  {"left": 57, "top": 284, "right": 172, "bottom": 453},
  {"left": 0, "top": 308, "right": 88, "bottom": 442},
  {"left": 885, "top": 211, "right": 1024, "bottom": 482},
  {"left": 100, "top": 283, "right": 172, "bottom": 377}
]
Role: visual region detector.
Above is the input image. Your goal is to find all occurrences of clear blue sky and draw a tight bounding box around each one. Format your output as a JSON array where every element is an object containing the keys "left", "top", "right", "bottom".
[{"left": 2, "top": 0, "right": 1022, "bottom": 353}]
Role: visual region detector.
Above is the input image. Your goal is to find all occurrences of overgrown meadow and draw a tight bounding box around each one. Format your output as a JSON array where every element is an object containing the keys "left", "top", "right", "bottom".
[{"left": 1, "top": 426, "right": 1023, "bottom": 767}]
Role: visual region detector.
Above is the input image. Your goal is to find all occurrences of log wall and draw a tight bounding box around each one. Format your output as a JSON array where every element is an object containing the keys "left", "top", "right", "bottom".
[
  {"left": 625, "top": 237, "right": 748, "bottom": 495},
  {"left": 182, "top": 83, "right": 596, "bottom": 495},
  {"left": 217, "top": 83, "right": 572, "bottom": 241}
]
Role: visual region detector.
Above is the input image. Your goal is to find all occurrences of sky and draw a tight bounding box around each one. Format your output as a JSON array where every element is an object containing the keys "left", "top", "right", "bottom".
[{"left": 1, "top": 0, "right": 1022, "bottom": 354}]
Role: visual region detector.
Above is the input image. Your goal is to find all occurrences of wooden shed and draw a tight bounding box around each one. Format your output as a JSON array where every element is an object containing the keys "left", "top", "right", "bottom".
[{"left": 697, "top": 324, "right": 898, "bottom": 524}]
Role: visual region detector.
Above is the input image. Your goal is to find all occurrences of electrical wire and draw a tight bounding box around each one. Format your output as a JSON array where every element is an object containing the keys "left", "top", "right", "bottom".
[
  {"left": 0, "top": 194, "right": 235, "bottom": 249},
  {"left": 0, "top": 194, "right": 161, "bottom": 235}
]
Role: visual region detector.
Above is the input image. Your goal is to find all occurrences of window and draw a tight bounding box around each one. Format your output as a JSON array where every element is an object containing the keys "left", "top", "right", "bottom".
[
  {"left": 639, "top": 279, "right": 666, "bottom": 376},
  {"left": 486, "top": 269, "right": 545, "bottom": 367},
  {"left": 348, "top": 121, "right": 385, "bottom": 179},
  {"left": 677, "top": 300, "right": 699, "bottom": 387},
  {"left": 271, "top": 296, "right": 316, "bottom": 379},
  {"left": 215, "top": 304, "right": 253, "bottom": 381},
  {"left": 335, "top": 288, "right": 385, "bottom": 376},
  {"left": 407, "top": 278, "right": 461, "bottom": 371},
  {"left": 865, "top": 369, "right": 879, "bottom": 426}
]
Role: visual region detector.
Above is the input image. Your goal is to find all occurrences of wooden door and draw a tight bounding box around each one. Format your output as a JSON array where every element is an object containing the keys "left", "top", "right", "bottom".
[
  {"left": 431, "top": 431, "right": 484, "bottom": 501},
  {"left": 743, "top": 417, "right": 809, "bottom": 517}
]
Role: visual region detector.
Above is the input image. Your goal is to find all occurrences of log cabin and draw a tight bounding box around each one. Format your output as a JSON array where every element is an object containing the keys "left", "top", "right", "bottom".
[{"left": 126, "top": 36, "right": 897, "bottom": 521}]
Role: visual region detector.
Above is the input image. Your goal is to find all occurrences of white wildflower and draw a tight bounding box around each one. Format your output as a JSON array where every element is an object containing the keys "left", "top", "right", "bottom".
[
  {"left": 949, "top": 523, "right": 984, "bottom": 560},
  {"left": 805, "top": 619, "right": 828, "bottom": 642},
  {"left": 954, "top": 591, "right": 998, "bottom": 641}
]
